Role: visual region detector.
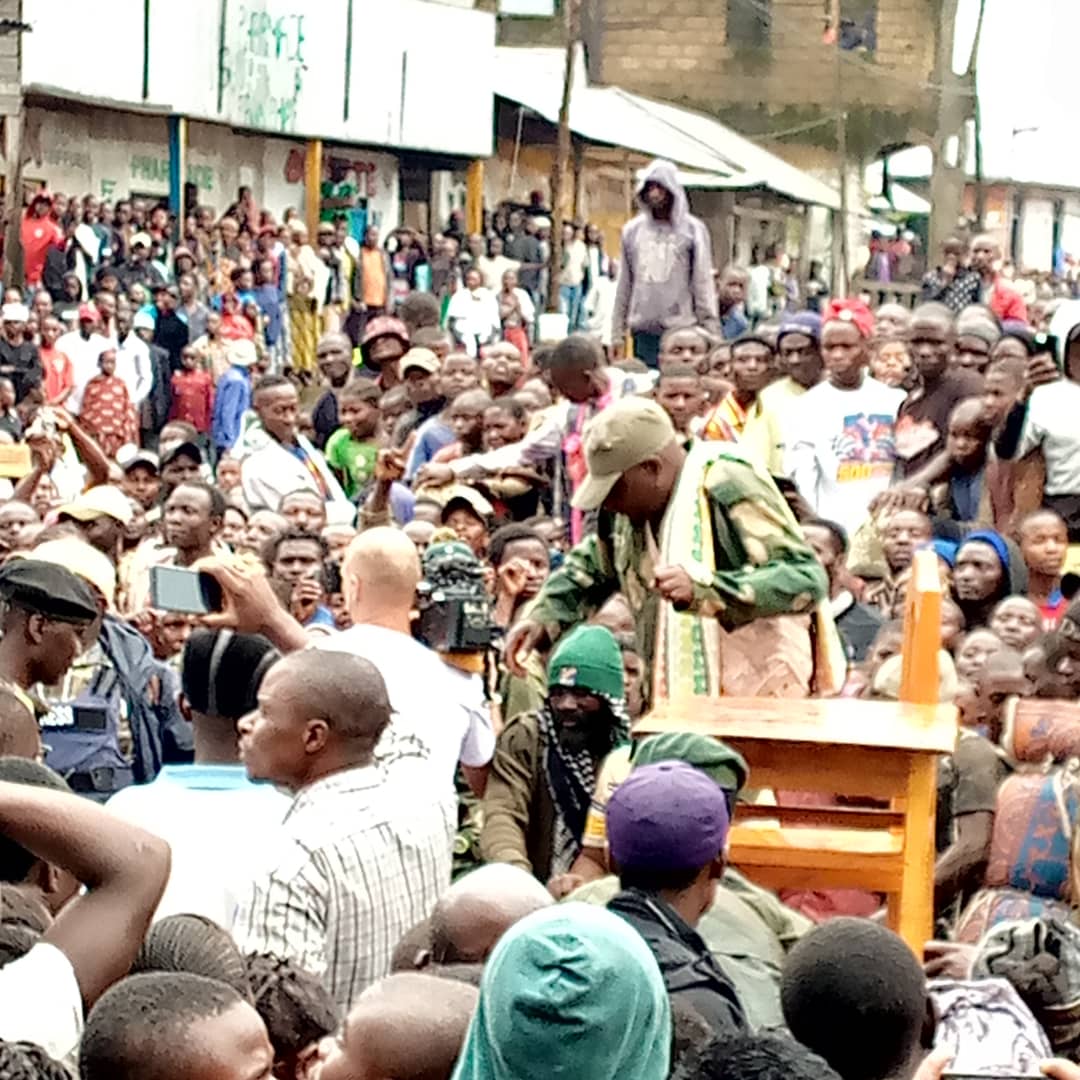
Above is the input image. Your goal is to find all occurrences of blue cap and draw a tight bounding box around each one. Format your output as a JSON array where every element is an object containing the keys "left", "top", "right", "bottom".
[{"left": 776, "top": 311, "right": 822, "bottom": 347}]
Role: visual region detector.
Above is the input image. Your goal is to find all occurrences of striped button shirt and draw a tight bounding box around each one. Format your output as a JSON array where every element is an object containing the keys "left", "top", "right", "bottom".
[{"left": 231, "top": 765, "right": 454, "bottom": 1010}]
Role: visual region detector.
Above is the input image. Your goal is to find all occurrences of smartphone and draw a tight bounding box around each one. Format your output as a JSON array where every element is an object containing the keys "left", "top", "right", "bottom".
[{"left": 149, "top": 565, "right": 223, "bottom": 615}]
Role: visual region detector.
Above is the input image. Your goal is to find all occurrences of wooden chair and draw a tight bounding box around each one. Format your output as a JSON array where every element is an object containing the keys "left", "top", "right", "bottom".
[{"left": 635, "top": 549, "right": 958, "bottom": 953}]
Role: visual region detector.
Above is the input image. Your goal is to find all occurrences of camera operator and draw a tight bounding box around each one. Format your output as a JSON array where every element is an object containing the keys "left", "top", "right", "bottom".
[{"left": 197, "top": 521, "right": 494, "bottom": 801}]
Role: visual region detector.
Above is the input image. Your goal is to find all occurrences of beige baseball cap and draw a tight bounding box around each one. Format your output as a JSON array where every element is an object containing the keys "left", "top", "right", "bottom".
[
  {"left": 399, "top": 347, "right": 440, "bottom": 377},
  {"left": 571, "top": 397, "right": 676, "bottom": 511}
]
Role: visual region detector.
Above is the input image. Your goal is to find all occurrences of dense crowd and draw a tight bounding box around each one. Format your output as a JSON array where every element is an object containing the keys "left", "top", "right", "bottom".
[{"left": 1, "top": 161, "right": 1080, "bottom": 1080}]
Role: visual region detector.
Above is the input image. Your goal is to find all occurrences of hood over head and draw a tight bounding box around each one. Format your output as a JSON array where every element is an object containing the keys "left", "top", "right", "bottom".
[{"left": 637, "top": 159, "right": 688, "bottom": 229}]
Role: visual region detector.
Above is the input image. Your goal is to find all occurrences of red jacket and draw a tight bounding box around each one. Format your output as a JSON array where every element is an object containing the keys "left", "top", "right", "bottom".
[{"left": 987, "top": 279, "right": 1028, "bottom": 323}]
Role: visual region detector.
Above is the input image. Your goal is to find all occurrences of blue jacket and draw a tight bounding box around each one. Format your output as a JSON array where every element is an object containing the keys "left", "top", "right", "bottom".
[{"left": 213, "top": 365, "right": 252, "bottom": 451}]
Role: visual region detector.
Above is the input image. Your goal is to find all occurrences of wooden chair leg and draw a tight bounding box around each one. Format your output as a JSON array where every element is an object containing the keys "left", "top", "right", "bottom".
[{"left": 895, "top": 755, "right": 937, "bottom": 956}]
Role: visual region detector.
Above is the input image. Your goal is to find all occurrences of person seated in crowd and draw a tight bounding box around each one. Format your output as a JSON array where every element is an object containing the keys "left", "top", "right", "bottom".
[
  {"left": 802, "top": 518, "right": 883, "bottom": 663},
  {"left": 489, "top": 523, "right": 551, "bottom": 633},
  {"left": 416, "top": 863, "right": 553, "bottom": 970},
  {"left": 781, "top": 919, "right": 934, "bottom": 1080},
  {"left": 431, "top": 389, "right": 493, "bottom": 465},
  {"left": 231, "top": 650, "right": 454, "bottom": 1009},
  {"left": 869, "top": 334, "right": 912, "bottom": 388},
  {"left": 680, "top": 1032, "right": 844, "bottom": 1080},
  {"left": 405, "top": 353, "right": 481, "bottom": 479},
  {"left": 0, "top": 776, "right": 170, "bottom": 1061},
  {"left": 953, "top": 530, "right": 1026, "bottom": 630},
  {"left": 440, "top": 487, "right": 494, "bottom": 559},
  {"left": 937, "top": 648, "right": 1023, "bottom": 914},
  {"left": 308, "top": 973, "right": 478, "bottom": 1080},
  {"left": 244, "top": 953, "right": 339, "bottom": 1080},
  {"left": 279, "top": 488, "right": 328, "bottom": 536},
  {"left": 481, "top": 624, "right": 628, "bottom": 885},
  {"left": 864, "top": 508, "right": 933, "bottom": 616},
  {"left": 989, "top": 596, "right": 1043, "bottom": 652},
  {"left": 324, "top": 380, "right": 381, "bottom": 499},
  {"left": 701, "top": 333, "right": 782, "bottom": 474},
  {"left": 1017, "top": 508, "right": 1069, "bottom": 626},
  {"left": 451, "top": 904, "right": 672, "bottom": 1080},
  {"left": 237, "top": 373, "right": 352, "bottom": 524},
  {"left": 607, "top": 761, "right": 748, "bottom": 1038},
  {"left": 129, "top": 913, "right": 250, "bottom": 995},
  {"left": 655, "top": 363, "right": 707, "bottom": 438},
  {"left": 263, "top": 529, "right": 334, "bottom": 629},
  {"left": 79, "top": 972, "right": 274, "bottom": 1080}
]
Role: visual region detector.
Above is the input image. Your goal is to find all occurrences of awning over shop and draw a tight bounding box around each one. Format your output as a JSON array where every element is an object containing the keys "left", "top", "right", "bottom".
[{"left": 494, "top": 46, "right": 840, "bottom": 210}]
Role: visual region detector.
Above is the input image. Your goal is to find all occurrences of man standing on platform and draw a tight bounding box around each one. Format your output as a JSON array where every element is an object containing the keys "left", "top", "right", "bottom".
[{"left": 505, "top": 397, "right": 837, "bottom": 702}]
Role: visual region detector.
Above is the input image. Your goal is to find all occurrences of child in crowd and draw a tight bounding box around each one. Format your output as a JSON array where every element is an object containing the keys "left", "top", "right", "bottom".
[
  {"left": 39, "top": 314, "right": 73, "bottom": 405},
  {"left": 654, "top": 364, "right": 707, "bottom": 437},
  {"left": 80, "top": 347, "right": 138, "bottom": 458},
  {"left": 431, "top": 390, "right": 493, "bottom": 465},
  {"left": 701, "top": 343, "right": 733, "bottom": 404},
  {"left": 869, "top": 335, "right": 912, "bottom": 388},
  {"left": 253, "top": 257, "right": 284, "bottom": 364},
  {"left": 1018, "top": 508, "right": 1069, "bottom": 627},
  {"left": 169, "top": 345, "right": 215, "bottom": 441},
  {"left": 325, "top": 381, "right": 382, "bottom": 499},
  {"left": 377, "top": 386, "right": 409, "bottom": 443},
  {"left": 0, "top": 378, "right": 21, "bottom": 442},
  {"left": 929, "top": 397, "right": 996, "bottom": 529},
  {"left": 989, "top": 595, "right": 1043, "bottom": 652}
]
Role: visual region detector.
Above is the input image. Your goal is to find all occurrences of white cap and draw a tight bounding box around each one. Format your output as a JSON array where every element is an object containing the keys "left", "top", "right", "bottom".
[
  {"left": 1, "top": 303, "right": 29, "bottom": 323},
  {"left": 132, "top": 311, "right": 155, "bottom": 331}
]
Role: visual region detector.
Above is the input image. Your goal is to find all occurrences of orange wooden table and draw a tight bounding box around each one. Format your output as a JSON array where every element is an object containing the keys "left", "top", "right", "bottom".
[{"left": 635, "top": 550, "right": 958, "bottom": 954}]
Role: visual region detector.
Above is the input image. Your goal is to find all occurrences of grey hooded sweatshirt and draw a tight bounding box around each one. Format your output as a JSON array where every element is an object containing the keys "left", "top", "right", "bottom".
[{"left": 612, "top": 159, "right": 720, "bottom": 340}]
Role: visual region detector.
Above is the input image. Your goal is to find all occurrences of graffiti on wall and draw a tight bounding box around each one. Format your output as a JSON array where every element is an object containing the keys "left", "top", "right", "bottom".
[{"left": 221, "top": 6, "right": 307, "bottom": 134}]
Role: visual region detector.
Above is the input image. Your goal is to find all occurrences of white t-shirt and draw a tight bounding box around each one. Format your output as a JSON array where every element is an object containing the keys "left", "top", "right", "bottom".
[
  {"left": 0, "top": 943, "right": 82, "bottom": 1062},
  {"left": 107, "top": 765, "right": 290, "bottom": 926},
  {"left": 312, "top": 624, "right": 494, "bottom": 791},
  {"left": 786, "top": 375, "right": 905, "bottom": 535},
  {"left": 1017, "top": 378, "right": 1080, "bottom": 497},
  {"left": 57, "top": 330, "right": 114, "bottom": 416}
]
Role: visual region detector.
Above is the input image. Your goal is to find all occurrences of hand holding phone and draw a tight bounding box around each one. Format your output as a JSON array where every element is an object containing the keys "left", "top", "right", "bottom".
[{"left": 149, "top": 565, "right": 223, "bottom": 615}]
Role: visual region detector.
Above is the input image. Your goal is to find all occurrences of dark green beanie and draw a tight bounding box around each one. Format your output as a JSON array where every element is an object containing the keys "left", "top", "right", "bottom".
[
  {"left": 631, "top": 732, "right": 749, "bottom": 794},
  {"left": 547, "top": 625, "right": 625, "bottom": 703}
]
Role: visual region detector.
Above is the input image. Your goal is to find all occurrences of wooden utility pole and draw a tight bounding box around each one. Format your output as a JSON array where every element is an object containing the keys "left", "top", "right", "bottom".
[
  {"left": 546, "top": 0, "right": 578, "bottom": 313},
  {"left": 928, "top": 0, "right": 968, "bottom": 259},
  {"left": 830, "top": 0, "right": 849, "bottom": 299},
  {"left": 970, "top": 0, "right": 988, "bottom": 231}
]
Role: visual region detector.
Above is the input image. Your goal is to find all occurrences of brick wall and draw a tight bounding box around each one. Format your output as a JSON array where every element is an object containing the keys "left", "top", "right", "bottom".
[
  {"left": 494, "top": 0, "right": 939, "bottom": 152},
  {"left": 590, "top": 0, "right": 935, "bottom": 114}
]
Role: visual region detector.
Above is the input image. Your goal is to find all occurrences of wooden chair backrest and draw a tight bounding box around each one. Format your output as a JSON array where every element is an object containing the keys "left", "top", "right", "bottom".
[{"left": 900, "top": 547, "right": 942, "bottom": 706}]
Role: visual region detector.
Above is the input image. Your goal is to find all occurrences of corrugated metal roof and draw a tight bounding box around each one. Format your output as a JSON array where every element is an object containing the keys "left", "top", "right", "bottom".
[{"left": 493, "top": 46, "right": 840, "bottom": 210}]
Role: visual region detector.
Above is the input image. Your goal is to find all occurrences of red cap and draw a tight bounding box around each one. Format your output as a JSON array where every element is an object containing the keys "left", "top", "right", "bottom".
[
  {"left": 824, "top": 298, "right": 875, "bottom": 339},
  {"left": 78, "top": 303, "right": 98, "bottom": 322}
]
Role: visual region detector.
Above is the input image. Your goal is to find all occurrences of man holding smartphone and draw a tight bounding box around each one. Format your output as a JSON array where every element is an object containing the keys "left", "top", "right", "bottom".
[{"left": 994, "top": 302, "right": 1080, "bottom": 540}]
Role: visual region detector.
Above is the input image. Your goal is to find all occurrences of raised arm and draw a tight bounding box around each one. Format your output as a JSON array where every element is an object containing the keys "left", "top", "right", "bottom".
[{"left": 0, "top": 781, "right": 170, "bottom": 1006}]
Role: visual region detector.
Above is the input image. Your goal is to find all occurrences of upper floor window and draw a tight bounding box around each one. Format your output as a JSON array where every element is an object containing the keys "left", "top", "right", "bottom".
[{"left": 727, "top": 0, "right": 770, "bottom": 47}]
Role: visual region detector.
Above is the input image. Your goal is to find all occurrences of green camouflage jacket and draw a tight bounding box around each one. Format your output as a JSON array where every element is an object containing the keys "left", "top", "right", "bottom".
[{"left": 527, "top": 450, "right": 828, "bottom": 699}]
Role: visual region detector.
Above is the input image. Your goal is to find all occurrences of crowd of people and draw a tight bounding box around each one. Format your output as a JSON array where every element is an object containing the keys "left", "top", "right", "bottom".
[{"left": 1, "top": 160, "right": 1080, "bottom": 1080}]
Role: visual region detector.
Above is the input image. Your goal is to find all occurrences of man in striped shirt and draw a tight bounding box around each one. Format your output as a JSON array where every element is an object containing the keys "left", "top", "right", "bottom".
[{"left": 231, "top": 650, "right": 454, "bottom": 1010}]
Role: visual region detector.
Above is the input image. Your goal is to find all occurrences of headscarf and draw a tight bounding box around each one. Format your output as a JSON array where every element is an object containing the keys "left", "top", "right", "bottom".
[
  {"left": 451, "top": 904, "right": 671, "bottom": 1080},
  {"left": 823, "top": 298, "right": 875, "bottom": 339},
  {"left": 541, "top": 626, "right": 628, "bottom": 874},
  {"left": 957, "top": 529, "right": 1028, "bottom": 598}
]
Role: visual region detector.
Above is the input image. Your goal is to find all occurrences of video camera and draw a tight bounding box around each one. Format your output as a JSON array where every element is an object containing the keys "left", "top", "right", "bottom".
[{"left": 415, "top": 539, "right": 495, "bottom": 653}]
